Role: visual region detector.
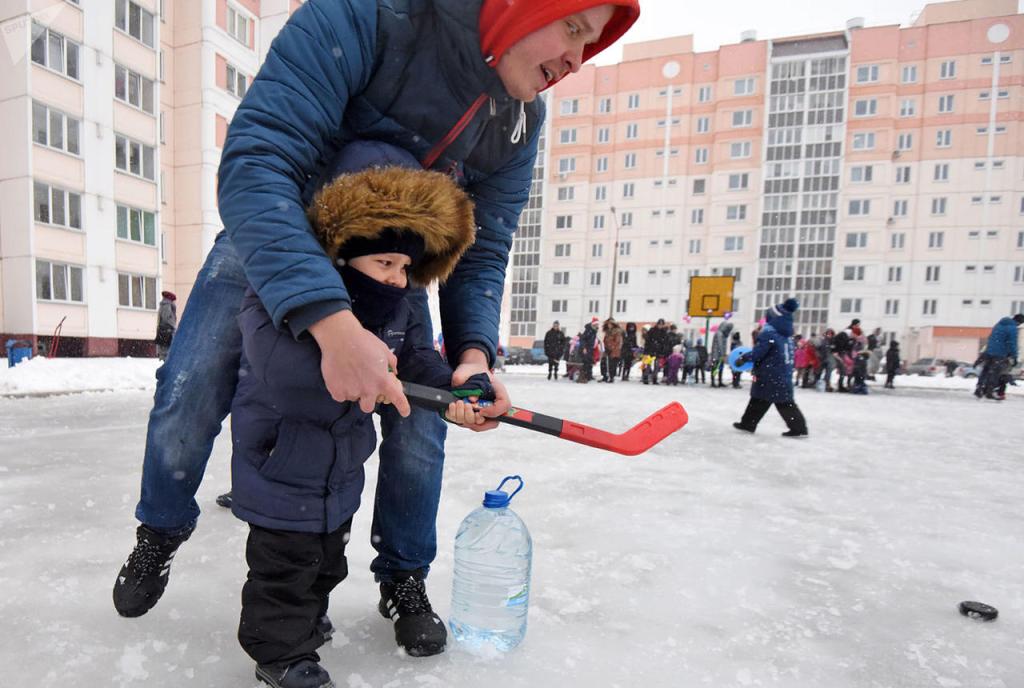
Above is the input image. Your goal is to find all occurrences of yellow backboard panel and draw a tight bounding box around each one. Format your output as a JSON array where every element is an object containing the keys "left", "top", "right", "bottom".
[{"left": 687, "top": 276, "right": 735, "bottom": 317}]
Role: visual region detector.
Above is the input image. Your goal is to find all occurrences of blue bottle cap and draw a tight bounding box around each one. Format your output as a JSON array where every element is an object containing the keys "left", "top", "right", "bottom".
[{"left": 482, "top": 476, "right": 523, "bottom": 508}]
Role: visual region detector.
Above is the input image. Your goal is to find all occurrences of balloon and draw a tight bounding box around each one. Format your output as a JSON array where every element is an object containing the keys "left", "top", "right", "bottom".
[
  {"left": 710, "top": 325, "right": 719, "bottom": 333},
  {"left": 699, "top": 327, "right": 706, "bottom": 335},
  {"left": 723, "top": 311, "right": 733, "bottom": 320},
  {"left": 758, "top": 317, "right": 767, "bottom": 326},
  {"left": 683, "top": 315, "right": 692, "bottom": 323}
]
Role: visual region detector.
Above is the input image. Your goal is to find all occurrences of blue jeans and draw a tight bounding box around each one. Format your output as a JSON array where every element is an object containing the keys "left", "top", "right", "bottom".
[{"left": 135, "top": 231, "right": 448, "bottom": 579}]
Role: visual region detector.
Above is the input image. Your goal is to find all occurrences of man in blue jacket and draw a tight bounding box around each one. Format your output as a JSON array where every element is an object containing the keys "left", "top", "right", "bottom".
[
  {"left": 976, "top": 313, "right": 1023, "bottom": 400},
  {"left": 112, "top": 0, "right": 640, "bottom": 660},
  {"left": 732, "top": 299, "right": 809, "bottom": 438}
]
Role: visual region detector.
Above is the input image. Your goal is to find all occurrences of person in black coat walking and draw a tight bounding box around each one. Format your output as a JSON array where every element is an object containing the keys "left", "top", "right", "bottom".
[
  {"left": 729, "top": 331, "right": 744, "bottom": 388},
  {"left": 733, "top": 299, "right": 808, "bottom": 437},
  {"left": 543, "top": 321, "right": 565, "bottom": 381},
  {"left": 621, "top": 322, "right": 638, "bottom": 380},
  {"left": 884, "top": 340, "right": 900, "bottom": 388}
]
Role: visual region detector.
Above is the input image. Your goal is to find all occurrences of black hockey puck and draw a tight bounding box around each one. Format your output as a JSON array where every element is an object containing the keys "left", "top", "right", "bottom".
[{"left": 959, "top": 601, "right": 998, "bottom": 621}]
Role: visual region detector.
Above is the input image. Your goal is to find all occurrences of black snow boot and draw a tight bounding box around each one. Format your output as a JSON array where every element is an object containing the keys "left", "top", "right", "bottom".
[
  {"left": 378, "top": 575, "right": 446, "bottom": 657},
  {"left": 256, "top": 659, "right": 335, "bottom": 688},
  {"left": 732, "top": 422, "right": 756, "bottom": 434},
  {"left": 781, "top": 429, "right": 809, "bottom": 438},
  {"left": 215, "top": 491, "right": 233, "bottom": 508},
  {"left": 113, "top": 524, "right": 193, "bottom": 617}
]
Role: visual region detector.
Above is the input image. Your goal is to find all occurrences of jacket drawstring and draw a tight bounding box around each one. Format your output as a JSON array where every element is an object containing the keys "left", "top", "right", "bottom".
[{"left": 510, "top": 101, "right": 527, "bottom": 144}]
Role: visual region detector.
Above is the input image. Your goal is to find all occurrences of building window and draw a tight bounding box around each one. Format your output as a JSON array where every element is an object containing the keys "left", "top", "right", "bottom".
[
  {"left": 36, "top": 260, "right": 85, "bottom": 303},
  {"left": 625, "top": 123, "right": 638, "bottom": 139},
  {"left": 888, "top": 266, "right": 903, "bottom": 283},
  {"left": 934, "top": 163, "right": 949, "bottom": 182},
  {"left": 114, "top": 64, "right": 156, "bottom": 113},
  {"left": 594, "top": 185, "right": 607, "bottom": 201},
  {"left": 596, "top": 127, "right": 610, "bottom": 144},
  {"left": 691, "top": 208, "right": 704, "bottom": 224},
  {"left": 590, "top": 271, "right": 602, "bottom": 286},
  {"left": 698, "top": 86, "right": 712, "bottom": 103},
  {"left": 552, "top": 299, "right": 567, "bottom": 313},
  {"left": 928, "top": 231, "right": 944, "bottom": 249},
  {"left": 560, "top": 98, "right": 579, "bottom": 115},
  {"left": 618, "top": 241, "right": 631, "bottom": 256},
  {"left": 728, "top": 173, "right": 749, "bottom": 190},
  {"left": 115, "top": 134, "right": 156, "bottom": 180},
  {"left": 116, "top": 205, "right": 157, "bottom": 246},
  {"left": 726, "top": 205, "right": 747, "bottom": 221},
  {"left": 117, "top": 272, "right": 157, "bottom": 310},
  {"left": 1017, "top": 231, "right": 1024, "bottom": 248},
  {"left": 893, "top": 200, "right": 908, "bottom": 217},
  {"left": 559, "top": 128, "right": 577, "bottom": 144},
  {"left": 850, "top": 166, "right": 873, "bottom": 183},
  {"left": 225, "top": 3, "right": 252, "bottom": 46},
  {"left": 848, "top": 199, "right": 871, "bottom": 216},
  {"left": 693, "top": 179, "right": 706, "bottom": 195},
  {"left": 598, "top": 97, "right": 612, "bottom": 114},
  {"left": 615, "top": 299, "right": 627, "bottom": 314},
  {"left": 622, "top": 182, "right": 635, "bottom": 199},
  {"left": 554, "top": 243, "right": 571, "bottom": 257},
  {"left": 901, "top": 65, "right": 918, "bottom": 83},
  {"left": 115, "top": 0, "right": 156, "bottom": 47},
  {"left": 925, "top": 265, "right": 941, "bottom": 283},
  {"left": 724, "top": 236, "right": 744, "bottom": 252},
  {"left": 938, "top": 94, "right": 955, "bottom": 113},
  {"left": 32, "top": 102, "right": 81, "bottom": 155},
  {"left": 884, "top": 299, "right": 900, "bottom": 316},
  {"left": 620, "top": 211, "right": 633, "bottom": 227},
  {"left": 856, "top": 65, "right": 879, "bottom": 83},
  {"left": 845, "top": 232, "right": 868, "bottom": 248},
  {"left": 1013, "top": 266, "right": 1024, "bottom": 284},
  {"left": 592, "top": 214, "right": 605, "bottom": 230},
  {"left": 689, "top": 239, "right": 701, "bottom": 254},
  {"left": 843, "top": 266, "right": 865, "bottom": 281},
  {"left": 592, "top": 243, "right": 603, "bottom": 258},
  {"left": 931, "top": 197, "right": 948, "bottom": 215},
  {"left": 891, "top": 233, "right": 906, "bottom": 250},
  {"left": 596, "top": 156, "right": 608, "bottom": 173},
  {"left": 734, "top": 77, "right": 755, "bottom": 95},
  {"left": 853, "top": 99, "right": 877, "bottom": 117},
  {"left": 852, "top": 132, "right": 875, "bottom": 150},
  {"left": 588, "top": 299, "right": 600, "bottom": 313},
  {"left": 30, "top": 22, "right": 80, "bottom": 79},
  {"left": 896, "top": 166, "right": 911, "bottom": 184},
  {"left": 899, "top": 99, "right": 916, "bottom": 117},
  {"left": 624, "top": 153, "right": 637, "bottom": 169},
  {"left": 897, "top": 133, "right": 913, "bottom": 151},
  {"left": 557, "top": 186, "right": 574, "bottom": 201},
  {"left": 840, "top": 298, "right": 862, "bottom": 314},
  {"left": 695, "top": 148, "right": 708, "bottom": 164},
  {"left": 34, "top": 181, "right": 82, "bottom": 230},
  {"left": 939, "top": 60, "right": 956, "bottom": 79},
  {"left": 555, "top": 215, "right": 573, "bottom": 229},
  {"left": 552, "top": 271, "right": 569, "bottom": 286},
  {"left": 617, "top": 270, "right": 629, "bottom": 285},
  {"left": 731, "top": 110, "right": 752, "bottom": 127},
  {"left": 559, "top": 157, "right": 576, "bottom": 174},
  {"left": 696, "top": 117, "right": 710, "bottom": 133},
  {"left": 922, "top": 299, "right": 938, "bottom": 316},
  {"left": 627, "top": 93, "right": 640, "bottom": 110},
  {"left": 729, "top": 141, "right": 751, "bottom": 159},
  {"left": 936, "top": 129, "right": 952, "bottom": 148}
]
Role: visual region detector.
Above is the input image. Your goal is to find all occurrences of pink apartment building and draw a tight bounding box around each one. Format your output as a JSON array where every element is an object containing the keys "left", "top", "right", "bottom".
[
  {"left": 507, "top": 0, "right": 1023, "bottom": 361},
  {"left": 0, "top": 0, "right": 299, "bottom": 356}
]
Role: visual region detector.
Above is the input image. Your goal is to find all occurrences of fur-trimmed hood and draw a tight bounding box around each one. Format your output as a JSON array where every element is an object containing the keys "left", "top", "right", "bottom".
[{"left": 307, "top": 166, "right": 476, "bottom": 286}]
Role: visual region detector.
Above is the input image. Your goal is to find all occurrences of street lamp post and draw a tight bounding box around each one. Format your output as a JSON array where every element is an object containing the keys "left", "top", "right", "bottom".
[{"left": 608, "top": 204, "right": 621, "bottom": 321}]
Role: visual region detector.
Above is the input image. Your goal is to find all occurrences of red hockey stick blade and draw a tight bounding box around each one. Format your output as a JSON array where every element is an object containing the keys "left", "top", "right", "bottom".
[{"left": 556, "top": 401, "right": 688, "bottom": 455}]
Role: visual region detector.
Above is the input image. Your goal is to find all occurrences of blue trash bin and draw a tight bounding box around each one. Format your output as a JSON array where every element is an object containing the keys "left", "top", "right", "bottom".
[{"left": 6, "top": 339, "right": 33, "bottom": 368}]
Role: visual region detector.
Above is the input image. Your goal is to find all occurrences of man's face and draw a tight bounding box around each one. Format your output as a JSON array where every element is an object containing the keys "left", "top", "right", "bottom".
[{"left": 495, "top": 5, "right": 616, "bottom": 102}]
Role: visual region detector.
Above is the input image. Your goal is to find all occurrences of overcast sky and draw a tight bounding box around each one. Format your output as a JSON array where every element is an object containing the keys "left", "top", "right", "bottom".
[{"left": 592, "top": 0, "right": 1024, "bottom": 64}]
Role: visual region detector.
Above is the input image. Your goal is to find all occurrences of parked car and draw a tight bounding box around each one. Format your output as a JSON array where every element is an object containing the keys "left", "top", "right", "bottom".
[
  {"left": 528, "top": 339, "right": 549, "bottom": 365},
  {"left": 954, "top": 362, "right": 982, "bottom": 378},
  {"left": 505, "top": 346, "right": 526, "bottom": 365},
  {"left": 905, "top": 357, "right": 944, "bottom": 376}
]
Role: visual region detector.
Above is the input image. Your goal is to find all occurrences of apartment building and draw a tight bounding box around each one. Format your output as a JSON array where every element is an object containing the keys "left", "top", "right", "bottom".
[
  {"left": 0, "top": 0, "right": 298, "bottom": 355},
  {"left": 510, "top": 0, "right": 1023, "bottom": 361}
]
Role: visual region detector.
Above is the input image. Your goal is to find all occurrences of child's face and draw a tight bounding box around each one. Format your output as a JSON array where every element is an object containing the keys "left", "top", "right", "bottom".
[{"left": 348, "top": 253, "right": 411, "bottom": 289}]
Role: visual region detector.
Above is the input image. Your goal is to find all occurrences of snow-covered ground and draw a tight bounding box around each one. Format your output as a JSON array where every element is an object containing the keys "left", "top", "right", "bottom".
[{"left": 1, "top": 359, "right": 1022, "bottom": 687}]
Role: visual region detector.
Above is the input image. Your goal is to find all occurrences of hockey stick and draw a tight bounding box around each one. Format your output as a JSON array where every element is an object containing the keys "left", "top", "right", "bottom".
[{"left": 401, "top": 381, "right": 688, "bottom": 456}]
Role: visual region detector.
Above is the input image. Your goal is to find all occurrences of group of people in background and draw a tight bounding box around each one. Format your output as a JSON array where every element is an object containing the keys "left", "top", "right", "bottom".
[{"left": 536, "top": 311, "right": 1022, "bottom": 403}]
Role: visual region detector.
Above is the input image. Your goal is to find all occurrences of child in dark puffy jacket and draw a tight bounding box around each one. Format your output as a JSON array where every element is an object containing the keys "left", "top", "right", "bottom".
[
  {"left": 850, "top": 351, "right": 871, "bottom": 394},
  {"left": 229, "top": 143, "right": 488, "bottom": 686},
  {"left": 666, "top": 345, "right": 685, "bottom": 385}
]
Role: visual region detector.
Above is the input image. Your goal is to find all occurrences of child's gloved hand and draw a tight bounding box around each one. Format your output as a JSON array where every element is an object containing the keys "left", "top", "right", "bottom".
[{"left": 442, "top": 373, "right": 496, "bottom": 426}]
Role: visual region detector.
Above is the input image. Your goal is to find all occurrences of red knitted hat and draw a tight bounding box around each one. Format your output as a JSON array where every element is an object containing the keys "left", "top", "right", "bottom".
[{"left": 479, "top": 0, "right": 640, "bottom": 76}]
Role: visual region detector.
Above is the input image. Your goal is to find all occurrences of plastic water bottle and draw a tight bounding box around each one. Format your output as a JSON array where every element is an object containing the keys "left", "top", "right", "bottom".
[{"left": 449, "top": 476, "right": 532, "bottom": 652}]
